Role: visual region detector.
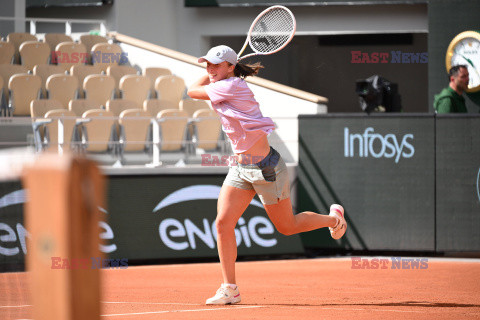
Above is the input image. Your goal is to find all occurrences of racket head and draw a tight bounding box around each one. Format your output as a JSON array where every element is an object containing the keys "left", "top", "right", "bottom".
[{"left": 239, "top": 5, "right": 296, "bottom": 61}]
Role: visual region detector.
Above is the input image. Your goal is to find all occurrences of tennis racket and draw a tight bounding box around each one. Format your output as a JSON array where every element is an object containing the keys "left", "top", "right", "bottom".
[{"left": 237, "top": 5, "right": 296, "bottom": 62}]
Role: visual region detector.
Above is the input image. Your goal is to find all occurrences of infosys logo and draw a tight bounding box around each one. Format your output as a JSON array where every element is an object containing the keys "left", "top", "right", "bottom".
[{"left": 344, "top": 127, "right": 414, "bottom": 163}]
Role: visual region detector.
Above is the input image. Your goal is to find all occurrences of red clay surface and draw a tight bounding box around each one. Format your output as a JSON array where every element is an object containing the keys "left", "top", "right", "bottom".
[{"left": 1, "top": 257, "right": 480, "bottom": 319}]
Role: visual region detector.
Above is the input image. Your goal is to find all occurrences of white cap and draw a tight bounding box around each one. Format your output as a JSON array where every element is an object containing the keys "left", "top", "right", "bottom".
[{"left": 198, "top": 45, "right": 238, "bottom": 65}]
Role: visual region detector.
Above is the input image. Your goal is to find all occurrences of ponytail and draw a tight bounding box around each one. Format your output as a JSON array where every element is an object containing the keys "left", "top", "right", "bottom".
[{"left": 233, "top": 62, "right": 264, "bottom": 78}]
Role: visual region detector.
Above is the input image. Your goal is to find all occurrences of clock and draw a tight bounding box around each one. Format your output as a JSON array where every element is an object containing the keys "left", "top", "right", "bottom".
[{"left": 445, "top": 30, "right": 480, "bottom": 93}]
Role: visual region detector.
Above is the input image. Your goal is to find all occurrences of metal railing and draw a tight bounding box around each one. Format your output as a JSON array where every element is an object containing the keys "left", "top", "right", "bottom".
[{"left": 0, "top": 16, "right": 107, "bottom": 36}]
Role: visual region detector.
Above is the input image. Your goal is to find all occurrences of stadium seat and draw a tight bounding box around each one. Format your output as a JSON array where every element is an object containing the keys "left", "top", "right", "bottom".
[
  {"left": 19, "top": 41, "right": 50, "bottom": 71},
  {"left": 83, "top": 74, "right": 115, "bottom": 107},
  {"left": 30, "top": 99, "right": 64, "bottom": 150},
  {"left": 69, "top": 99, "right": 102, "bottom": 116},
  {"left": 119, "top": 75, "right": 150, "bottom": 106},
  {"left": 33, "top": 64, "right": 65, "bottom": 98},
  {"left": 118, "top": 109, "right": 152, "bottom": 164},
  {"left": 154, "top": 75, "right": 186, "bottom": 107},
  {"left": 43, "top": 109, "right": 78, "bottom": 152},
  {"left": 179, "top": 99, "right": 211, "bottom": 148},
  {"left": 8, "top": 74, "right": 42, "bottom": 116},
  {"left": 91, "top": 43, "right": 124, "bottom": 72},
  {"left": 79, "top": 34, "right": 108, "bottom": 63},
  {"left": 156, "top": 109, "right": 189, "bottom": 152},
  {"left": 0, "top": 64, "right": 28, "bottom": 109},
  {"left": 43, "top": 33, "right": 73, "bottom": 51},
  {"left": 143, "top": 67, "right": 172, "bottom": 98},
  {"left": 107, "top": 65, "right": 138, "bottom": 98},
  {"left": 143, "top": 99, "right": 177, "bottom": 117},
  {"left": 80, "top": 109, "right": 116, "bottom": 156},
  {"left": 191, "top": 109, "right": 222, "bottom": 152},
  {"left": 70, "top": 65, "right": 103, "bottom": 98},
  {"left": 46, "top": 74, "right": 79, "bottom": 109},
  {"left": 0, "top": 76, "right": 3, "bottom": 116},
  {"left": 179, "top": 99, "right": 210, "bottom": 117},
  {"left": 106, "top": 99, "right": 140, "bottom": 117},
  {"left": 106, "top": 99, "right": 141, "bottom": 141},
  {"left": 0, "top": 41, "right": 15, "bottom": 64},
  {"left": 30, "top": 99, "right": 64, "bottom": 118},
  {"left": 54, "top": 42, "right": 87, "bottom": 72},
  {"left": 6, "top": 32, "right": 37, "bottom": 64}
]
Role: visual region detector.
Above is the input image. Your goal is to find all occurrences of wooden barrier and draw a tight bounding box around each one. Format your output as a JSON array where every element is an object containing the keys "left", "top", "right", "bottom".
[{"left": 23, "top": 153, "right": 104, "bottom": 320}]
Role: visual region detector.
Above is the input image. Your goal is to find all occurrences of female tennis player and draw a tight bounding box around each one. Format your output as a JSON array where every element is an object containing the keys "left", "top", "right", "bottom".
[{"left": 188, "top": 45, "right": 347, "bottom": 305}]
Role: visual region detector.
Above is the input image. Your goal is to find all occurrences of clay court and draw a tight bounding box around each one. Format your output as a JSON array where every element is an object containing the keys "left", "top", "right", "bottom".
[{"left": 2, "top": 257, "right": 479, "bottom": 319}]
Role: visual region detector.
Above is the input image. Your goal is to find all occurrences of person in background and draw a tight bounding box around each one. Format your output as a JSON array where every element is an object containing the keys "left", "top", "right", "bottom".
[{"left": 434, "top": 65, "right": 469, "bottom": 113}]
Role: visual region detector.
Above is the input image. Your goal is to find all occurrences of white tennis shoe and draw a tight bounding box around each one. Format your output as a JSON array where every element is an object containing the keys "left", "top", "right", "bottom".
[
  {"left": 329, "top": 204, "right": 347, "bottom": 240},
  {"left": 206, "top": 284, "right": 241, "bottom": 305}
]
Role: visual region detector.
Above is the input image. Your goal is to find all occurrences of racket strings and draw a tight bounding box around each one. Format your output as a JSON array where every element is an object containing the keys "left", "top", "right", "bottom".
[{"left": 250, "top": 8, "right": 294, "bottom": 53}]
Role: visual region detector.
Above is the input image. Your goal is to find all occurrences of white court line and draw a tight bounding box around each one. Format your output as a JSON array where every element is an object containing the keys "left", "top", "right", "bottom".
[
  {"left": 0, "top": 304, "right": 32, "bottom": 308},
  {"left": 100, "top": 305, "right": 263, "bottom": 317},
  {"left": 1, "top": 302, "right": 201, "bottom": 308},
  {"left": 102, "top": 301, "right": 202, "bottom": 306}
]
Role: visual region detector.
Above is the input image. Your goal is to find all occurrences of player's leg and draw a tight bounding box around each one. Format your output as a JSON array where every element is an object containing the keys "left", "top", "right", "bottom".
[
  {"left": 206, "top": 184, "right": 255, "bottom": 305},
  {"left": 216, "top": 184, "right": 255, "bottom": 284},
  {"left": 256, "top": 148, "right": 346, "bottom": 238},
  {"left": 263, "top": 197, "right": 343, "bottom": 235}
]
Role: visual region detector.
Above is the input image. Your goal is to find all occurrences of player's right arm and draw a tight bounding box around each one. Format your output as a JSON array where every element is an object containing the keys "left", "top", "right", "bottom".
[{"left": 187, "top": 75, "right": 211, "bottom": 100}]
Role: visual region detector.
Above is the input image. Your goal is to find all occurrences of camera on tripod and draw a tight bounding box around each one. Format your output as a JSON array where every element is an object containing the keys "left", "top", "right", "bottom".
[{"left": 355, "top": 75, "right": 402, "bottom": 114}]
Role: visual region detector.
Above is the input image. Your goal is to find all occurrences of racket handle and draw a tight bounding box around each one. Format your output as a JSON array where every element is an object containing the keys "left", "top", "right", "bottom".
[{"left": 237, "top": 39, "right": 249, "bottom": 61}]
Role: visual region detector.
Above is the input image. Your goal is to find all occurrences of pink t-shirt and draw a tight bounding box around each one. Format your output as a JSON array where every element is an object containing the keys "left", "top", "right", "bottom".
[{"left": 204, "top": 77, "right": 275, "bottom": 153}]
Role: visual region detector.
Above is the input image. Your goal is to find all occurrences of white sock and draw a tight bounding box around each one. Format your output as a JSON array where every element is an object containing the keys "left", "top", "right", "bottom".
[
  {"left": 222, "top": 283, "right": 237, "bottom": 290},
  {"left": 333, "top": 217, "right": 340, "bottom": 228}
]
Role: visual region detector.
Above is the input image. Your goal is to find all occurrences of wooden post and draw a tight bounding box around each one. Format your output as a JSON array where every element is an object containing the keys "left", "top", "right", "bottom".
[{"left": 23, "top": 153, "right": 104, "bottom": 320}]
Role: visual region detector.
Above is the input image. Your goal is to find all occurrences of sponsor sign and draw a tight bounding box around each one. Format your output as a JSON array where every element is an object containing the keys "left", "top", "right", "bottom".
[
  {"left": 106, "top": 175, "right": 304, "bottom": 260},
  {"left": 435, "top": 116, "right": 480, "bottom": 251},
  {"left": 0, "top": 175, "right": 304, "bottom": 269},
  {"left": 344, "top": 127, "right": 414, "bottom": 163},
  {"left": 298, "top": 115, "right": 435, "bottom": 251}
]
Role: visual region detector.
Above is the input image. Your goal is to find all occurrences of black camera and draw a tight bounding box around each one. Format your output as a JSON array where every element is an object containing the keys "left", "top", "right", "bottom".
[{"left": 355, "top": 75, "right": 402, "bottom": 114}]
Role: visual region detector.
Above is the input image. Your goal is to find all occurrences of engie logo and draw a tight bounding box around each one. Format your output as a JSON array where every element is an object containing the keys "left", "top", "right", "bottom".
[
  {"left": 0, "top": 189, "right": 117, "bottom": 257},
  {"left": 153, "top": 185, "right": 277, "bottom": 251},
  {"left": 344, "top": 127, "right": 414, "bottom": 163}
]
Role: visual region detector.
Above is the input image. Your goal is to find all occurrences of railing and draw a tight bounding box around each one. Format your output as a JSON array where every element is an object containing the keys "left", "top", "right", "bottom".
[
  {"left": 14, "top": 115, "right": 300, "bottom": 167},
  {"left": 108, "top": 32, "right": 328, "bottom": 105},
  {"left": 0, "top": 116, "right": 298, "bottom": 168},
  {"left": 0, "top": 16, "right": 107, "bottom": 36}
]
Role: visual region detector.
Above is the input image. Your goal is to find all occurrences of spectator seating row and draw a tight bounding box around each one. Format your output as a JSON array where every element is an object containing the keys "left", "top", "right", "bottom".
[
  {"left": 1, "top": 33, "right": 109, "bottom": 66},
  {"left": 0, "top": 63, "right": 186, "bottom": 116},
  {"left": 1, "top": 32, "right": 225, "bottom": 166},
  {"left": 29, "top": 98, "right": 222, "bottom": 165}
]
